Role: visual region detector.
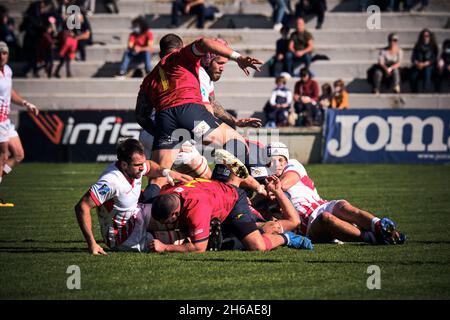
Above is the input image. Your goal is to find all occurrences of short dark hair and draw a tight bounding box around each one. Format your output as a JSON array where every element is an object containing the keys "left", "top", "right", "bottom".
[
  {"left": 151, "top": 193, "right": 180, "bottom": 221},
  {"left": 116, "top": 139, "right": 145, "bottom": 163},
  {"left": 300, "top": 67, "right": 310, "bottom": 78},
  {"left": 159, "top": 33, "right": 183, "bottom": 58}
]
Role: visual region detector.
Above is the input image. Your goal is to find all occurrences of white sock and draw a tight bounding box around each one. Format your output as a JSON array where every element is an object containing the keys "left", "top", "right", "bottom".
[
  {"left": 3, "top": 164, "right": 12, "bottom": 174},
  {"left": 371, "top": 217, "right": 381, "bottom": 232}
]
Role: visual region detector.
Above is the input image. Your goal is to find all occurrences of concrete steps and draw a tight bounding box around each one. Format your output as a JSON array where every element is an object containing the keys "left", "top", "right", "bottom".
[
  {"left": 13, "top": 91, "right": 450, "bottom": 120},
  {"left": 91, "top": 28, "right": 450, "bottom": 47},
  {"left": 82, "top": 43, "right": 416, "bottom": 61}
]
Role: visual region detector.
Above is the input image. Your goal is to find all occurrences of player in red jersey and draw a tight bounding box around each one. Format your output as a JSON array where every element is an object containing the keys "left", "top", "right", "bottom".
[
  {"left": 136, "top": 34, "right": 267, "bottom": 202},
  {"left": 149, "top": 175, "right": 313, "bottom": 253}
]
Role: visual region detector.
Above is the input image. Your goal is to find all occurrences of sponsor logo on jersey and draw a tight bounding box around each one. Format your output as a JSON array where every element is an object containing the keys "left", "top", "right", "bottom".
[{"left": 98, "top": 184, "right": 110, "bottom": 196}]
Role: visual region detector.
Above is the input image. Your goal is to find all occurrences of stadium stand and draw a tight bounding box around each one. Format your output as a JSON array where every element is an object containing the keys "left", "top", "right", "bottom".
[{"left": 3, "top": 0, "right": 450, "bottom": 125}]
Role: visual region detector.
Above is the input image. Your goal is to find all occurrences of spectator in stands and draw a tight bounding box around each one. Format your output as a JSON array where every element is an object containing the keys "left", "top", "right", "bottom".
[
  {"left": 285, "top": 17, "right": 314, "bottom": 77},
  {"left": 117, "top": 17, "right": 153, "bottom": 78},
  {"left": 268, "top": 0, "right": 291, "bottom": 32},
  {"left": 54, "top": 26, "right": 77, "bottom": 78},
  {"left": 36, "top": 20, "right": 56, "bottom": 78},
  {"left": 410, "top": 28, "right": 438, "bottom": 93},
  {"left": 171, "top": 0, "right": 205, "bottom": 29},
  {"left": 317, "top": 82, "right": 332, "bottom": 125},
  {"left": 72, "top": 10, "right": 92, "bottom": 61},
  {"left": 0, "top": 5, "right": 19, "bottom": 62},
  {"left": 387, "top": 0, "right": 411, "bottom": 11},
  {"left": 264, "top": 75, "right": 293, "bottom": 128},
  {"left": 293, "top": 68, "right": 319, "bottom": 127},
  {"left": 104, "top": 0, "right": 120, "bottom": 14},
  {"left": 372, "top": 33, "right": 403, "bottom": 94},
  {"left": 269, "top": 26, "right": 290, "bottom": 77},
  {"left": 331, "top": 79, "right": 349, "bottom": 110},
  {"left": 437, "top": 39, "right": 450, "bottom": 93},
  {"left": 295, "top": 0, "right": 327, "bottom": 29},
  {"left": 20, "top": 1, "right": 53, "bottom": 77}
]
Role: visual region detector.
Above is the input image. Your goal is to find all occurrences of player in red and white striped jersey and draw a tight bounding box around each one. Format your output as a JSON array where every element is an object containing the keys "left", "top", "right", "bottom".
[
  {"left": 74, "top": 139, "right": 193, "bottom": 255},
  {"left": 267, "top": 142, "right": 406, "bottom": 245},
  {"left": 0, "top": 42, "right": 39, "bottom": 194}
]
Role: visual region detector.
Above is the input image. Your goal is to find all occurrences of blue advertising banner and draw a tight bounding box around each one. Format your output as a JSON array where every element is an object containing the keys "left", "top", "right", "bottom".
[{"left": 323, "top": 109, "right": 450, "bottom": 163}]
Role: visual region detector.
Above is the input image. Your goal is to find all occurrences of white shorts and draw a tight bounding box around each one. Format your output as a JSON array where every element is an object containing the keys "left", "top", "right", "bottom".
[
  {"left": 0, "top": 119, "right": 18, "bottom": 143},
  {"left": 139, "top": 130, "right": 154, "bottom": 159},
  {"left": 114, "top": 203, "right": 154, "bottom": 253},
  {"left": 306, "top": 200, "right": 344, "bottom": 237}
]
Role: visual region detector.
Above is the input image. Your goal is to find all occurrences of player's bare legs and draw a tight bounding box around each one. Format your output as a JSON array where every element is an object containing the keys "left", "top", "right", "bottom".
[
  {"left": 331, "top": 200, "right": 375, "bottom": 231},
  {"left": 5, "top": 136, "right": 25, "bottom": 171},
  {"left": 241, "top": 229, "right": 285, "bottom": 251},
  {"left": 0, "top": 141, "right": 8, "bottom": 182},
  {"left": 308, "top": 211, "right": 363, "bottom": 243}
]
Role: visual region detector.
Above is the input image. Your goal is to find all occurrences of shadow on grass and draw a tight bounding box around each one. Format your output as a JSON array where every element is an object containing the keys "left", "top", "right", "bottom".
[
  {"left": 305, "top": 260, "right": 450, "bottom": 266},
  {"left": 178, "top": 257, "right": 283, "bottom": 264},
  {"left": 0, "top": 247, "right": 87, "bottom": 253}
]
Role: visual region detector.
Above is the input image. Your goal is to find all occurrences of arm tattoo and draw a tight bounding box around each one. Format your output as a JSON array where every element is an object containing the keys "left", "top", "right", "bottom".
[
  {"left": 135, "top": 90, "right": 156, "bottom": 135},
  {"left": 210, "top": 97, "right": 236, "bottom": 129}
]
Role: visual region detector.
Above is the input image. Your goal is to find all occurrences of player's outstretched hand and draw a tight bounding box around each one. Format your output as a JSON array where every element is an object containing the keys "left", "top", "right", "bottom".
[
  {"left": 169, "top": 170, "right": 193, "bottom": 185},
  {"left": 89, "top": 243, "right": 108, "bottom": 255},
  {"left": 236, "top": 55, "right": 263, "bottom": 76},
  {"left": 235, "top": 117, "right": 262, "bottom": 128},
  {"left": 149, "top": 239, "right": 166, "bottom": 253}
]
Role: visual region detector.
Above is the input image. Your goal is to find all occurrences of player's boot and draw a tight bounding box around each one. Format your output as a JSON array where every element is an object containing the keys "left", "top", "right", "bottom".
[
  {"left": 284, "top": 231, "right": 314, "bottom": 250},
  {"left": 374, "top": 217, "right": 406, "bottom": 245},
  {"left": 207, "top": 218, "right": 223, "bottom": 251},
  {"left": 214, "top": 149, "right": 249, "bottom": 179},
  {"left": 0, "top": 199, "right": 14, "bottom": 207}
]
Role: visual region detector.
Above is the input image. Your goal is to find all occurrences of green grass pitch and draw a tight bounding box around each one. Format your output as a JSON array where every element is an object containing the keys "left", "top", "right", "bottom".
[{"left": 0, "top": 163, "right": 449, "bottom": 299}]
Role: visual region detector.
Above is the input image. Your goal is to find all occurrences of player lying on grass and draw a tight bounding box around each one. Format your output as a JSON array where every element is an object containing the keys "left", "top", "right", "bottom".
[
  {"left": 149, "top": 164, "right": 313, "bottom": 253},
  {"left": 74, "top": 139, "right": 193, "bottom": 255},
  {"left": 265, "top": 142, "right": 406, "bottom": 245},
  {"left": 135, "top": 33, "right": 267, "bottom": 203}
]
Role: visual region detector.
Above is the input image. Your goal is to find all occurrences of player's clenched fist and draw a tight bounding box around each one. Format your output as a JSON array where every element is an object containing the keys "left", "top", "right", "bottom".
[{"left": 150, "top": 239, "right": 166, "bottom": 253}]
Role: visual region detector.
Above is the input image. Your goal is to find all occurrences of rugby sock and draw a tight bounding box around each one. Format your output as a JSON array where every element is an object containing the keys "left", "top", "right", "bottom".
[
  {"left": 371, "top": 217, "right": 381, "bottom": 232},
  {"left": 281, "top": 233, "right": 290, "bottom": 246},
  {"left": 2, "top": 164, "right": 12, "bottom": 177},
  {"left": 141, "top": 184, "right": 161, "bottom": 204},
  {"left": 262, "top": 234, "right": 273, "bottom": 251},
  {"left": 362, "top": 231, "right": 377, "bottom": 244}
]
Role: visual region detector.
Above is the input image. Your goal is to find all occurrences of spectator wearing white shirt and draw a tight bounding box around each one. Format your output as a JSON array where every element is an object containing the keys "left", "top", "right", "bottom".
[{"left": 264, "top": 75, "right": 293, "bottom": 128}]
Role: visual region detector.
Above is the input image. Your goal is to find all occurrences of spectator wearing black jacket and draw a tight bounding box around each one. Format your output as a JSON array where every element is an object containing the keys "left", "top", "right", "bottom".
[
  {"left": 270, "top": 26, "right": 290, "bottom": 77},
  {"left": 410, "top": 28, "right": 438, "bottom": 93},
  {"left": 0, "top": 5, "right": 20, "bottom": 61},
  {"left": 437, "top": 39, "right": 450, "bottom": 92}
]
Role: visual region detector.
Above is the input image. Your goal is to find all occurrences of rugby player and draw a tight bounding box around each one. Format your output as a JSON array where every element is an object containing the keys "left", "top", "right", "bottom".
[
  {"left": 135, "top": 34, "right": 267, "bottom": 201},
  {"left": 0, "top": 42, "right": 39, "bottom": 205},
  {"left": 266, "top": 142, "right": 406, "bottom": 245},
  {"left": 149, "top": 174, "right": 312, "bottom": 253},
  {"left": 74, "top": 139, "right": 193, "bottom": 255}
]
